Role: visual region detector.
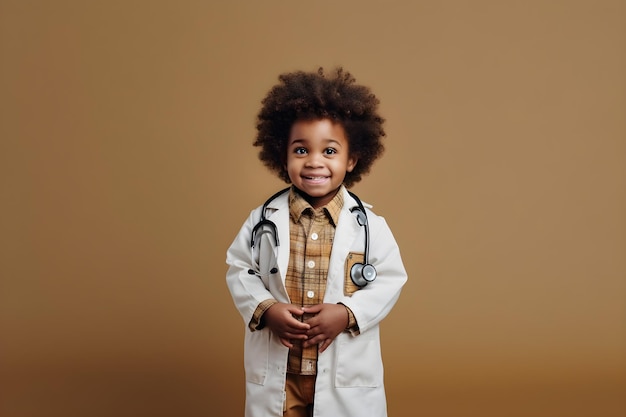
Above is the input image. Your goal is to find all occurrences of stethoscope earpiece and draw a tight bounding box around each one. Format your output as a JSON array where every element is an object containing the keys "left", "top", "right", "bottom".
[
  {"left": 249, "top": 187, "right": 290, "bottom": 278},
  {"left": 354, "top": 210, "right": 367, "bottom": 226}
]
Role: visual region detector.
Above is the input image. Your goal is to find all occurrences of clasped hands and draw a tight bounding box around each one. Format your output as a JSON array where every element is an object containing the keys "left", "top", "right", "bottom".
[{"left": 263, "top": 302, "right": 349, "bottom": 353}]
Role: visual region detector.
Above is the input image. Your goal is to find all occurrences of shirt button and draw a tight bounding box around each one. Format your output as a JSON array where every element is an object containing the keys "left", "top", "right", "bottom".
[
  {"left": 311, "top": 233, "right": 318, "bottom": 240},
  {"left": 307, "top": 291, "right": 315, "bottom": 298},
  {"left": 307, "top": 260, "right": 315, "bottom": 268}
]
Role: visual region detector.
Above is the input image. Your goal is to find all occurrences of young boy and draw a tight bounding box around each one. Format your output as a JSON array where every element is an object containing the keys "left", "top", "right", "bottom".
[{"left": 226, "top": 67, "right": 407, "bottom": 417}]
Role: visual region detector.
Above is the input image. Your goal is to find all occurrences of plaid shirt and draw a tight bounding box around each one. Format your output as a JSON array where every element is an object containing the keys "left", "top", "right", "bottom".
[
  {"left": 286, "top": 188, "right": 341, "bottom": 375},
  {"left": 250, "top": 186, "right": 356, "bottom": 376}
]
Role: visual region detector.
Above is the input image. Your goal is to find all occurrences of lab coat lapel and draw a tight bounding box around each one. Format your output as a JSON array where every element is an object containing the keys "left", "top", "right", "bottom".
[
  {"left": 264, "top": 192, "right": 291, "bottom": 283},
  {"left": 329, "top": 189, "right": 362, "bottom": 278}
]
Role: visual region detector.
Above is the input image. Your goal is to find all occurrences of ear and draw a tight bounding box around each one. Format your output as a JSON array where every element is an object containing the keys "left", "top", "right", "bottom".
[{"left": 346, "top": 157, "right": 358, "bottom": 173}]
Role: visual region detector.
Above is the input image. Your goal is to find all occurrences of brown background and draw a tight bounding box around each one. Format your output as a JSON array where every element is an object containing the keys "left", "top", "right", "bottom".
[{"left": 1, "top": 1, "right": 625, "bottom": 416}]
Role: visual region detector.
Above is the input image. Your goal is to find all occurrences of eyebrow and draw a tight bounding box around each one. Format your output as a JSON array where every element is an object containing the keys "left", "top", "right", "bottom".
[{"left": 289, "top": 138, "right": 343, "bottom": 147}]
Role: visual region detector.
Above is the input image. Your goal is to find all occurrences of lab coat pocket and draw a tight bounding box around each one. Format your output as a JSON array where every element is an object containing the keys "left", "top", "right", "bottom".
[
  {"left": 335, "top": 335, "right": 383, "bottom": 388},
  {"left": 344, "top": 252, "right": 365, "bottom": 296},
  {"left": 244, "top": 329, "right": 269, "bottom": 385}
]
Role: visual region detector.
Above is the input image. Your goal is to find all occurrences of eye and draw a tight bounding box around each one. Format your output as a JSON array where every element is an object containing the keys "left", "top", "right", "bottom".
[
  {"left": 324, "top": 147, "right": 337, "bottom": 155},
  {"left": 293, "top": 147, "right": 307, "bottom": 155}
]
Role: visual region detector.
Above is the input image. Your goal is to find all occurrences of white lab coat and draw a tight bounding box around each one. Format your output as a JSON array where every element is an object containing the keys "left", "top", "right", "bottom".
[{"left": 226, "top": 186, "right": 407, "bottom": 417}]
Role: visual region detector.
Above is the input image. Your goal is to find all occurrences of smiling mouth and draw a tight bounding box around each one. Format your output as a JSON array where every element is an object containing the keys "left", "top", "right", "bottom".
[{"left": 304, "top": 176, "right": 328, "bottom": 180}]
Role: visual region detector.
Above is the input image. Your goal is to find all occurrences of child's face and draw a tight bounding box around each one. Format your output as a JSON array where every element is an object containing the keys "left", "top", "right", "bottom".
[{"left": 286, "top": 118, "right": 357, "bottom": 208}]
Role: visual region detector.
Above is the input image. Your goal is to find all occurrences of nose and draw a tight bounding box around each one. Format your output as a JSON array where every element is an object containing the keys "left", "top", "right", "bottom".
[{"left": 304, "top": 153, "right": 323, "bottom": 168}]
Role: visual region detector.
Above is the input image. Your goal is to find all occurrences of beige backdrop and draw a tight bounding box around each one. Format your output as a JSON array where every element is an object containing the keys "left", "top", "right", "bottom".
[{"left": 1, "top": 1, "right": 625, "bottom": 416}]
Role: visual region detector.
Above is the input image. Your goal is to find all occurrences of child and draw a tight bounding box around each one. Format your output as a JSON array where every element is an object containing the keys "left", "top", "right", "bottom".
[{"left": 226, "top": 67, "right": 407, "bottom": 417}]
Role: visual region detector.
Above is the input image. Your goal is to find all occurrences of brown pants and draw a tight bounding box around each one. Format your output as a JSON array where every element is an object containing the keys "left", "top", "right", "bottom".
[{"left": 284, "top": 373, "right": 316, "bottom": 417}]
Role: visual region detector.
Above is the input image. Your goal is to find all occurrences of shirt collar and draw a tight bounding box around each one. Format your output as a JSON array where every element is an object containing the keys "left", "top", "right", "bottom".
[{"left": 289, "top": 186, "right": 344, "bottom": 227}]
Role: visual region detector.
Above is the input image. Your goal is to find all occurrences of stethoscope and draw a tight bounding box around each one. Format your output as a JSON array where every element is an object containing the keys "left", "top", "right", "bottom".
[{"left": 248, "top": 187, "right": 377, "bottom": 287}]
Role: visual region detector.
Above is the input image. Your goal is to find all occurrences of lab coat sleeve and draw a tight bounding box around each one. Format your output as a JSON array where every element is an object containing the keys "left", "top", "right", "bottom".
[
  {"left": 225, "top": 208, "right": 277, "bottom": 327},
  {"left": 338, "top": 214, "right": 407, "bottom": 335}
]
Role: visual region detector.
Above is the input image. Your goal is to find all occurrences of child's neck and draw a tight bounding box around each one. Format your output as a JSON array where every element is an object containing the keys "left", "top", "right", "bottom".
[{"left": 294, "top": 186, "right": 341, "bottom": 209}]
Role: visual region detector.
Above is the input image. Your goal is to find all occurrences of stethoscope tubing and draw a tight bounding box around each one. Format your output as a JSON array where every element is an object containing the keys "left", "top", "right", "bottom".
[{"left": 249, "top": 187, "right": 376, "bottom": 286}]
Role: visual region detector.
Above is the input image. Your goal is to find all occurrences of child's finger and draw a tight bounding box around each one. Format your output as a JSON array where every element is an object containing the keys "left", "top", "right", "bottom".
[{"left": 318, "top": 339, "right": 332, "bottom": 353}]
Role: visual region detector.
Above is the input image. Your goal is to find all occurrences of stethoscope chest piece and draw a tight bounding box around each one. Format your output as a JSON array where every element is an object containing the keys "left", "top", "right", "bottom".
[{"left": 350, "top": 262, "right": 377, "bottom": 287}]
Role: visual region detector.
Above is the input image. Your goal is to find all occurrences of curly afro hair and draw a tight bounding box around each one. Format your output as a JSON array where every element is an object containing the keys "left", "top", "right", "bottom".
[{"left": 254, "top": 67, "right": 386, "bottom": 188}]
